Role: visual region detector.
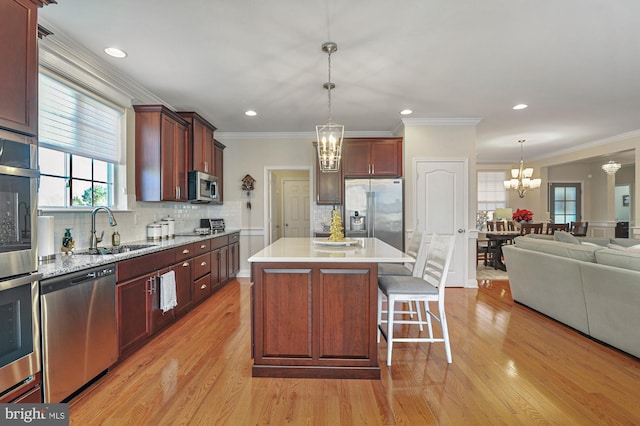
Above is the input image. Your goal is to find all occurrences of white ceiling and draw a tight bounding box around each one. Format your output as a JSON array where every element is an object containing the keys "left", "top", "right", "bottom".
[{"left": 39, "top": 0, "right": 640, "bottom": 164}]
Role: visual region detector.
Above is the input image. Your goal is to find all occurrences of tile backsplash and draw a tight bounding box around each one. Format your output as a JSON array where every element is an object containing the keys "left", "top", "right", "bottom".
[{"left": 42, "top": 199, "right": 241, "bottom": 251}]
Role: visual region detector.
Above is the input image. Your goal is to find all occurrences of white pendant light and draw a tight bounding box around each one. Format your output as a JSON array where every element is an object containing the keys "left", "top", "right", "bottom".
[
  {"left": 503, "top": 139, "right": 541, "bottom": 198},
  {"left": 316, "top": 42, "right": 344, "bottom": 173}
]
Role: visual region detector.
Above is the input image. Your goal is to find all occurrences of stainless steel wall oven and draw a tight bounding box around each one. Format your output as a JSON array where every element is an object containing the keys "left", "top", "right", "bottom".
[{"left": 0, "top": 139, "right": 40, "bottom": 400}]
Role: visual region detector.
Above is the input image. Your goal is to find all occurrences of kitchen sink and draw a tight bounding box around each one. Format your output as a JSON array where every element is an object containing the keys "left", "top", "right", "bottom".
[{"left": 74, "top": 244, "right": 157, "bottom": 255}]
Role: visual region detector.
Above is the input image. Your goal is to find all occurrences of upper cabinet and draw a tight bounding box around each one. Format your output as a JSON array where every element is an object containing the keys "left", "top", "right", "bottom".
[
  {"left": 342, "top": 137, "right": 403, "bottom": 178},
  {"left": 178, "top": 111, "right": 217, "bottom": 175},
  {"left": 0, "top": 0, "right": 43, "bottom": 143},
  {"left": 315, "top": 144, "right": 343, "bottom": 205},
  {"left": 134, "top": 105, "right": 189, "bottom": 202},
  {"left": 213, "top": 139, "right": 225, "bottom": 202}
]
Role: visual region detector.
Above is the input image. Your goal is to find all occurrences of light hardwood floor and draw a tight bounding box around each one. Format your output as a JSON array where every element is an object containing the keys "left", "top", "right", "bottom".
[{"left": 69, "top": 278, "right": 640, "bottom": 425}]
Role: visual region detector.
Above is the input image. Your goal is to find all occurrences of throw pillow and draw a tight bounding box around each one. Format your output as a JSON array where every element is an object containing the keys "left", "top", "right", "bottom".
[
  {"left": 581, "top": 241, "right": 601, "bottom": 247},
  {"left": 554, "top": 231, "right": 580, "bottom": 245},
  {"left": 607, "top": 243, "right": 640, "bottom": 252}
]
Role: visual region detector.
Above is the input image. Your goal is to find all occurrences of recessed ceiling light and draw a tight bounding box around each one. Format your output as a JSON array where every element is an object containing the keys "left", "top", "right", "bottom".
[
  {"left": 245, "top": 110, "right": 257, "bottom": 117},
  {"left": 512, "top": 104, "right": 528, "bottom": 110},
  {"left": 104, "top": 47, "right": 127, "bottom": 58},
  {"left": 400, "top": 109, "right": 413, "bottom": 115}
]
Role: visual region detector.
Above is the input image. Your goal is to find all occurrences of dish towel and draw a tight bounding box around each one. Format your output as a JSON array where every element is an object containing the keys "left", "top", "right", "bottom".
[{"left": 160, "top": 270, "right": 177, "bottom": 313}]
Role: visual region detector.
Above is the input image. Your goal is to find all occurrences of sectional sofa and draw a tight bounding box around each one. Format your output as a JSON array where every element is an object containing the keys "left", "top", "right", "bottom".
[{"left": 502, "top": 234, "right": 640, "bottom": 358}]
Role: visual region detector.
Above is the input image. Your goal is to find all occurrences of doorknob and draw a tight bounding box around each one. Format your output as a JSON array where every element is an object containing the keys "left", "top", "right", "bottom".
[{"left": 457, "top": 228, "right": 465, "bottom": 233}]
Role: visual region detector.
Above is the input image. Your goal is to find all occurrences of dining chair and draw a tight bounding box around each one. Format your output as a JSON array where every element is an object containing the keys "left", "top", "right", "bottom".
[
  {"left": 487, "top": 221, "right": 506, "bottom": 232},
  {"left": 377, "top": 233, "right": 456, "bottom": 366},
  {"left": 520, "top": 222, "right": 543, "bottom": 235},
  {"left": 477, "top": 234, "right": 491, "bottom": 267},
  {"left": 570, "top": 221, "right": 588, "bottom": 237},
  {"left": 379, "top": 230, "right": 424, "bottom": 277},
  {"left": 546, "top": 223, "right": 569, "bottom": 235}
]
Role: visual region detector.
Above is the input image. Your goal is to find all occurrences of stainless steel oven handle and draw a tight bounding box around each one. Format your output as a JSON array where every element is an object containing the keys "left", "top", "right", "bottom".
[
  {"left": 0, "top": 165, "right": 39, "bottom": 178},
  {"left": 0, "top": 273, "right": 43, "bottom": 291}
]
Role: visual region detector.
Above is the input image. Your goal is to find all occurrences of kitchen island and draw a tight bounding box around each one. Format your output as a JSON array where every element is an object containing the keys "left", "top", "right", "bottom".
[{"left": 249, "top": 237, "right": 414, "bottom": 379}]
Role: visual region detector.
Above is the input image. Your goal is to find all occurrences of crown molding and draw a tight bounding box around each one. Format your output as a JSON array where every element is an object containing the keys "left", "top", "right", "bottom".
[
  {"left": 38, "top": 18, "right": 170, "bottom": 108},
  {"left": 401, "top": 117, "right": 482, "bottom": 126}
]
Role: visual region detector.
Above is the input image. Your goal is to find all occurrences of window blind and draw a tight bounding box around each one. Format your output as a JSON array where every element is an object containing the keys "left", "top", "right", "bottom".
[
  {"left": 478, "top": 171, "right": 507, "bottom": 211},
  {"left": 38, "top": 73, "right": 122, "bottom": 163}
]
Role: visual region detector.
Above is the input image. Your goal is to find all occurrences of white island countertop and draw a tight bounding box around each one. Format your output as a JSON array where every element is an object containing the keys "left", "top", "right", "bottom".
[{"left": 248, "top": 237, "right": 414, "bottom": 263}]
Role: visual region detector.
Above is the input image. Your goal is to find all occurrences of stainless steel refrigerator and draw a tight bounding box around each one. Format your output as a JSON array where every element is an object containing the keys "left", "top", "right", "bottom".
[{"left": 344, "top": 178, "right": 404, "bottom": 251}]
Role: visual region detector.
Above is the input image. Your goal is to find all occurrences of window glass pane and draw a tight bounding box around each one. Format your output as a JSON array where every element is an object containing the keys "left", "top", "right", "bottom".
[
  {"left": 566, "top": 202, "right": 577, "bottom": 215},
  {"left": 71, "top": 180, "right": 93, "bottom": 206},
  {"left": 565, "top": 187, "right": 577, "bottom": 201},
  {"left": 39, "top": 176, "right": 67, "bottom": 207},
  {"left": 93, "top": 183, "right": 108, "bottom": 206},
  {"left": 94, "top": 159, "right": 109, "bottom": 182},
  {"left": 554, "top": 187, "right": 565, "bottom": 198},
  {"left": 72, "top": 155, "right": 92, "bottom": 180},
  {"left": 39, "top": 147, "right": 66, "bottom": 176}
]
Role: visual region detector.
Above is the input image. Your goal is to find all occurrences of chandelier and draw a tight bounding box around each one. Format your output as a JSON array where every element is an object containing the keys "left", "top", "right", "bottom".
[
  {"left": 601, "top": 160, "right": 621, "bottom": 175},
  {"left": 503, "top": 139, "right": 541, "bottom": 198},
  {"left": 316, "top": 42, "right": 344, "bottom": 173}
]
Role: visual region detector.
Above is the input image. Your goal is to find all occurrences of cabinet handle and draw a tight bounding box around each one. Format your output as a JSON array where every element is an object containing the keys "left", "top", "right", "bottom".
[
  {"left": 200, "top": 284, "right": 207, "bottom": 290},
  {"left": 372, "top": 164, "right": 375, "bottom": 174},
  {"left": 182, "top": 249, "right": 190, "bottom": 254},
  {"left": 182, "top": 262, "right": 189, "bottom": 267},
  {"left": 200, "top": 244, "right": 206, "bottom": 249},
  {"left": 200, "top": 261, "right": 207, "bottom": 266},
  {"left": 147, "top": 277, "right": 153, "bottom": 294},
  {"left": 204, "top": 161, "right": 208, "bottom": 173}
]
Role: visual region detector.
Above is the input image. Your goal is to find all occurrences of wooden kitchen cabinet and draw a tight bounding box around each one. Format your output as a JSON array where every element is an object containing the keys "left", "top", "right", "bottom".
[
  {"left": 134, "top": 105, "right": 189, "bottom": 202},
  {"left": 117, "top": 273, "right": 151, "bottom": 357},
  {"left": 315, "top": 145, "right": 343, "bottom": 204},
  {"left": 342, "top": 137, "right": 403, "bottom": 177},
  {"left": 0, "top": 0, "right": 49, "bottom": 143},
  {"left": 229, "top": 232, "right": 240, "bottom": 278},
  {"left": 179, "top": 111, "right": 217, "bottom": 175},
  {"left": 214, "top": 139, "right": 225, "bottom": 202},
  {"left": 173, "top": 259, "right": 193, "bottom": 317}
]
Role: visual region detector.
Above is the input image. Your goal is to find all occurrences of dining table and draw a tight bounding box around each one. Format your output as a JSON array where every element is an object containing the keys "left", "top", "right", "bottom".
[{"left": 485, "top": 231, "right": 520, "bottom": 271}]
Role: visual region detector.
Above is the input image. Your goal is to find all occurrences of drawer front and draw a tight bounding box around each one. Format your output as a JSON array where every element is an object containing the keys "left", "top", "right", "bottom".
[
  {"left": 175, "top": 243, "right": 194, "bottom": 262},
  {"left": 211, "top": 235, "right": 229, "bottom": 250},
  {"left": 193, "top": 239, "right": 211, "bottom": 255},
  {"left": 193, "top": 274, "right": 211, "bottom": 302},
  {"left": 117, "top": 249, "right": 175, "bottom": 282},
  {"left": 229, "top": 232, "right": 240, "bottom": 244},
  {"left": 193, "top": 253, "right": 211, "bottom": 279}
]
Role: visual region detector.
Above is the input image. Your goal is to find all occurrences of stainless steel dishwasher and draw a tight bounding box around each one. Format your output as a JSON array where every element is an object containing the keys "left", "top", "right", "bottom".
[{"left": 40, "top": 264, "right": 118, "bottom": 403}]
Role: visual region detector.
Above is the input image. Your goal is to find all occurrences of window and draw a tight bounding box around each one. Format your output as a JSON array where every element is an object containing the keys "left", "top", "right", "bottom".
[
  {"left": 478, "top": 171, "right": 507, "bottom": 216},
  {"left": 549, "top": 183, "right": 581, "bottom": 225},
  {"left": 38, "top": 72, "right": 123, "bottom": 207}
]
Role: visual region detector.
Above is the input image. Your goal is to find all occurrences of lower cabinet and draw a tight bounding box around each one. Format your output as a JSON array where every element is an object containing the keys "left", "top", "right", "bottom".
[
  {"left": 116, "top": 233, "right": 240, "bottom": 359},
  {"left": 0, "top": 373, "right": 42, "bottom": 403}
]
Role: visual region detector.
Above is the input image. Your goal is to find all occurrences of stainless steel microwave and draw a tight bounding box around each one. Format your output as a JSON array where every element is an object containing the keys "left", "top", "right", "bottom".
[{"left": 187, "top": 171, "right": 219, "bottom": 203}]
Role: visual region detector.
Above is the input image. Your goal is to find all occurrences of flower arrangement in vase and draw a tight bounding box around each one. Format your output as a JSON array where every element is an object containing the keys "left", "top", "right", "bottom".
[{"left": 512, "top": 208, "right": 533, "bottom": 223}]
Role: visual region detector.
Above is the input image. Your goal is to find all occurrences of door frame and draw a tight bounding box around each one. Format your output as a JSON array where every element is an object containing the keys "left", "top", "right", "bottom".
[{"left": 263, "top": 166, "right": 313, "bottom": 247}]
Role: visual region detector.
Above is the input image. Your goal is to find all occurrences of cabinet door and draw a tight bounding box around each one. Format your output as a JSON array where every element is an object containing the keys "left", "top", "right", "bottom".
[
  {"left": 211, "top": 248, "right": 221, "bottom": 291},
  {"left": 117, "top": 275, "right": 151, "bottom": 356},
  {"left": 213, "top": 140, "right": 225, "bottom": 202},
  {"left": 174, "top": 120, "right": 189, "bottom": 201},
  {"left": 204, "top": 125, "right": 215, "bottom": 175},
  {"left": 0, "top": 0, "right": 38, "bottom": 139},
  {"left": 191, "top": 118, "right": 206, "bottom": 172},
  {"left": 159, "top": 113, "right": 188, "bottom": 201},
  {"left": 173, "top": 260, "right": 193, "bottom": 316},
  {"left": 149, "top": 268, "right": 176, "bottom": 335},
  {"left": 316, "top": 152, "right": 343, "bottom": 204},
  {"left": 370, "top": 139, "right": 402, "bottom": 177},
  {"left": 342, "top": 140, "right": 371, "bottom": 177},
  {"left": 230, "top": 242, "right": 240, "bottom": 277},
  {"left": 220, "top": 245, "right": 229, "bottom": 283}
]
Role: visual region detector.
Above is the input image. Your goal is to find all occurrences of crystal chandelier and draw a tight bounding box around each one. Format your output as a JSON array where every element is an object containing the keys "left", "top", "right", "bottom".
[
  {"left": 316, "top": 42, "right": 344, "bottom": 173},
  {"left": 601, "top": 160, "right": 621, "bottom": 175},
  {"left": 503, "top": 139, "right": 541, "bottom": 198}
]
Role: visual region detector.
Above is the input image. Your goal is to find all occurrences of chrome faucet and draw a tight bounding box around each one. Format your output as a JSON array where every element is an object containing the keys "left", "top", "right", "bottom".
[{"left": 90, "top": 206, "right": 117, "bottom": 251}]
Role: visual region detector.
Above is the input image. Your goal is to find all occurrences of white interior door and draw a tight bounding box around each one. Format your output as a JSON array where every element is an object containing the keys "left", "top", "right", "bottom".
[
  {"left": 283, "top": 179, "right": 310, "bottom": 237},
  {"left": 416, "top": 160, "right": 467, "bottom": 286}
]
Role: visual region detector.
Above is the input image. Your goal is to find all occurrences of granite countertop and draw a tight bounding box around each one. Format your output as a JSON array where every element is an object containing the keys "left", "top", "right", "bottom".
[
  {"left": 37, "top": 229, "right": 239, "bottom": 280},
  {"left": 248, "top": 237, "right": 414, "bottom": 263}
]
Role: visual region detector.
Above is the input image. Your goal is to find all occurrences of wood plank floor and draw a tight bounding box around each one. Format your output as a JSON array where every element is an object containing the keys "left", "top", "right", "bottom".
[{"left": 68, "top": 278, "right": 640, "bottom": 425}]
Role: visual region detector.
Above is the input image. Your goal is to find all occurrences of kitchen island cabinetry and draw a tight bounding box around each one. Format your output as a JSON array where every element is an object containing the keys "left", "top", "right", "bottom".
[
  {"left": 134, "top": 105, "right": 189, "bottom": 202},
  {"left": 249, "top": 238, "right": 413, "bottom": 379},
  {"left": 179, "top": 111, "right": 217, "bottom": 175},
  {"left": 342, "top": 137, "right": 403, "bottom": 177}
]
